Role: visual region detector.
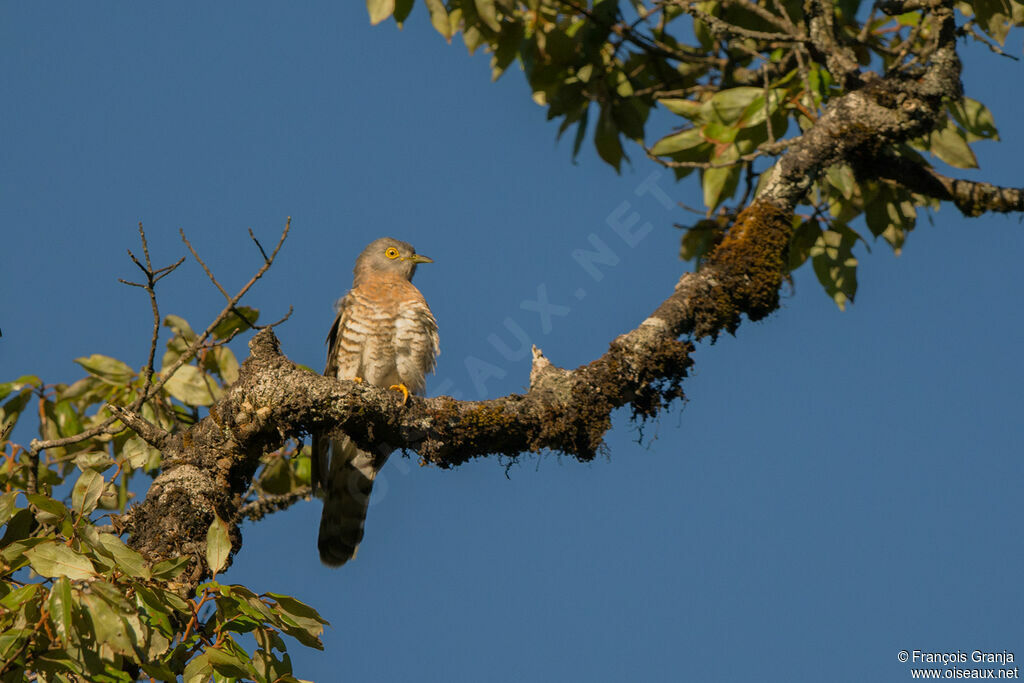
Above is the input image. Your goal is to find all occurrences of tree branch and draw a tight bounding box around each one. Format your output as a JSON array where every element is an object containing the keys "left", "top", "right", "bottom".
[
  {"left": 857, "top": 153, "right": 1024, "bottom": 216},
  {"left": 803, "top": 0, "right": 862, "bottom": 87}
]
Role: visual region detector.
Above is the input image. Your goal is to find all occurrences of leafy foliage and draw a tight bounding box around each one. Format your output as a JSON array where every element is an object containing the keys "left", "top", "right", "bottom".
[
  {"left": 369, "top": 0, "right": 1023, "bottom": 307},
  {"left": 1, "top": 309, "right": 323, "bottom": 682}
]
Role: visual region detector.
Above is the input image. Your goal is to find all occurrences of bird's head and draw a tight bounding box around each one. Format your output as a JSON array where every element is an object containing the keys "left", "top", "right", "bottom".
[{"left": 353, "top": 237, "right": 433, "bottom": 284}]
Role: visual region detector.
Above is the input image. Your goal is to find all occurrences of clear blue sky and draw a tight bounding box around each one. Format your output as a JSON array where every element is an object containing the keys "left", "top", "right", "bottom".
[{"left": 3, "top": 4, "right": 1023, "bottom": 681}]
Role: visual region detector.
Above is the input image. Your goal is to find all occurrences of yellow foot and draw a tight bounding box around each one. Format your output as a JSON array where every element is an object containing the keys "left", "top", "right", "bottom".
[
  {"left": 351, "top": 377, "right": 363, "bottom": 384},
  {"left": 388, "top": 383, "right": 410, "bottom": 406}
]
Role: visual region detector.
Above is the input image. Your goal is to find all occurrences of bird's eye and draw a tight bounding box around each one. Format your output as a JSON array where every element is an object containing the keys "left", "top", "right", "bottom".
[{"left": 384, "top": 247, "right": 400, "bottom": 260}]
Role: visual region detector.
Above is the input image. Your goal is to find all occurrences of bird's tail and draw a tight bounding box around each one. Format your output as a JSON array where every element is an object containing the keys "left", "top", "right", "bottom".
[{"left": 316, "top": 436, "right": 381, "bottom": 567}]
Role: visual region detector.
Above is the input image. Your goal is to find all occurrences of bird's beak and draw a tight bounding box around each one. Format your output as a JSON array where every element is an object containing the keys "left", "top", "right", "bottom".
[{"left": 405, "top": 254, "right": 433, "bottom": 264}]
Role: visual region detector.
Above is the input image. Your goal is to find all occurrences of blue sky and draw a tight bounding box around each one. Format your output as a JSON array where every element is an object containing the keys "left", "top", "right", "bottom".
[{"left": 3, "top": 3, "right": 1023, "bottom": 681}]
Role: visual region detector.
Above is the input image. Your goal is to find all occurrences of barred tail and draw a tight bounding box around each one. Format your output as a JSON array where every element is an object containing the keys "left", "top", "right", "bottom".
[{"left": 317, "top": 436, "right": 378, "bottom": 567}]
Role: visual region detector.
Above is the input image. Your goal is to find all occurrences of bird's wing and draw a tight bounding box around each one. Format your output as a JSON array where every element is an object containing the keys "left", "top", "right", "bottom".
[
  {"left": 394, "top": 293, "right": 439, "bottom": 396},
  {"left": 312, "top": 292, "right": 353, "bottom": 495}
]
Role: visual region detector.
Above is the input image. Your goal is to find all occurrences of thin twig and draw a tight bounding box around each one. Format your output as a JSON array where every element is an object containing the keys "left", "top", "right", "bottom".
[
  {"left": 721, "top": 0, "right": 793, "bottom": 33},
  {"left": 678, "top": 1, "right": 805, "bottom": 43},
  {"left": 237, "top": 487, "right": 313, "bottom": 523},
  {"left": 29, "top": 218, "right": 292, "bottom": 455},
  {"left": 248, "top": 228, "right": 270, "bottom": 262},
  {"left": 644, "top": 139, "right": 790, "bottom": 168}
]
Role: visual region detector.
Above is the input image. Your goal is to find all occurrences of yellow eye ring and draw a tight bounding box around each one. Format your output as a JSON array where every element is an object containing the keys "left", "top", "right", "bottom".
[{"left": 384, "top": 247, "right": 400, "bottom": 260}]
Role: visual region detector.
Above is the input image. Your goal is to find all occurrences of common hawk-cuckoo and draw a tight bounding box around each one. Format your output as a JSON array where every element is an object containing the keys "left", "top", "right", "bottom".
[{"left": 311, "top": 237, "right": 439, "bottom": 566}]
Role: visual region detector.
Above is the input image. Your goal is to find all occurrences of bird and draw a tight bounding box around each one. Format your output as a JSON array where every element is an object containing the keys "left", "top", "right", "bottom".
[{"left": 311, "top": 237, "right": 439, "bottom": 567}]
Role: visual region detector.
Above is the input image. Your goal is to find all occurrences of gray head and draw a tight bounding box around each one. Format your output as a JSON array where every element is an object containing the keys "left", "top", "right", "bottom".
[{"left": 353, "top": 237, "right": 433, "bottom": 285}]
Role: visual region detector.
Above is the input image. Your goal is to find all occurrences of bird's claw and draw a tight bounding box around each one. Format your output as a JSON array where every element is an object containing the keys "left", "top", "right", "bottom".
[{"left": 388, "top": 383, "right": 410, "bottom": 406}]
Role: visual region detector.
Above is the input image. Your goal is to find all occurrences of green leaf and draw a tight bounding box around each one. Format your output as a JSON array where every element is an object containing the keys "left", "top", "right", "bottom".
[
  {"left": 25, "top": 540, "right": 97, "bottom": 580},
  {"left": 122, "top": 435, "right": 159, "bottom": 470},
  {"left": 1, "top": 509, "right": 38, "bottom": 550},
  {"left": 206, "top": 514, "right": 231, "bottom": 575},
  {"left": 708, "top": 87, "right": 764, "bottom": 124},
  {"left": 788, "top": 218, "right": 823, "bottom": 271},
  {"left": 211, "top": 306, "right": 259, "bottom": 340},
  {"left": 0, "top": 491, "right": 18, "bottom": 527},
  {"left": 59, "top": 376, "right": 116, "bottom": 410},
  {"left": 207, "top": 641, "right": 257, "bottom": 678},
  {"left": 0, "top": 375, "right": 42, "bottom": 401},
  {"left": 0, "top": 629, "right": 32, "bottom": 663},
  {"left": 701, "top": 151, "right": 741, "bottom": 211},
  {"left": 612, "top": 99, "right": 647, "bottom": 141},
  {"left": 163, "top": 364, "right": 221, "bottom": 406},
  {"left": 214, "top": 347, "right": 240, "bottom": 385},
  {"left": 594, "top": 105, "right": 625, "bottom": 172},
  {"left": 293, "top": 448, "right": 312, "bottom": 485},
  {"left": 736, "top": 89, "right": 782, "bottom": 129},
  {"left": 74, "top": 451, "right": 115, "bottom": 472},
  {"left": 660, "top": 98, "right": 704, "bottom": 119},
  {"left": 366, "top": 0, "right": 394, "bottom": 25},
  {"left": 1, "top": 389, "right": 34, "bottom": 439},
  {"left": 474, "top": 0, "right": 501, "bottom": 31},
  {"left": 948, "top": 97, "right": 999, "bottom": 142},
  {"left": 810, "top": 226, "right": 861, "bottom": 310},
  {"left": 97, "top": 533, "right": 151, "bottom": 579},
  {"left": 74, "top": 354, "right": 135, "bottom": 386},
  {"left": 52, "top": 399, "right": 83, "bottom": 438},
  {"left": 48, "top": 576, "right": 74, "bottom": 645},
  {"left": 164, "top": 314, "right": 198, "bottom": 342},
  {"left": 928, "top": 119, "right": 978, "bottom": 169},
  {"left": 0, "top": 583, "right": 39, "bottom": 610},
  {"left": 490, "top": 20, "right": 523, "bottom": 80},
  {"left": 864, "top": 184, "right": 916, "bottom": 255},
  {"left": 973, "top": 0, "right": 1016, "bottom": 44},
  {"left": 184, "top": 652, "right": 214, "bottom": 683},
  {"left": 393, "top": 0, "right": 414, "bottom": 25},
  {"left": 825, "top": 164, "right": 856, "bottom": 200},
  {"left": 650, "top": 127, "right": 703, "bottom": 156},
  {"left": 81, "top": 590, "right": 135, "bottom": 657},
  {"left": 135, "top": 583, "right": 190, "bottom": 616},
  {"left": 152, "top": 555, "right": 192, "bottom": 581},
  {"left": 72, "top": 469, "right": 106, "bottom": 515},
  {"left": 424, "top": 0, "right": 453, "bottom": 40},
  {"left": 259, "top": 456, "right": 293, "bottom": 495},
  {"left": 678, "top": 219, "right": 723, "bottom": 262},
  {"left": 264, "top": 592, "right": 330, "bottom": 628},
  {"left": 26, "top": 493, "right": 69, "bottom": 525},
  {"left": 570, "top": 106, "right": 590, "bottom": 162},
  {"left": 700, "top": 121, "right": 738, "bottom": 144}
]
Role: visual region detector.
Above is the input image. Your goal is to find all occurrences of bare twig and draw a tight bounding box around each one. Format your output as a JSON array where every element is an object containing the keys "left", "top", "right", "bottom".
[
  {"left": 722, "top": 0, "right": 794, "bottom": 33},
  {"left": 107, "top": 404, "right": 170, "bottom": 451},
  {"left": 804, "top": 0, "right": 862, "bottom": 85},
  {"left": 131, "top": 219, "right": 291, "bottom": 440},
  {"left": 887, "top": 8, "right": 929, "bottom": 72},
  {"left": 248, "top": 227, "right": 270, "bottom": 262},
  {"left": 644, "top": 139, "right": 790, "bottom": 168},
  {"left": 677, "top": 1, "right": 805, "bottom": 43},
  {"left": 30, "top": 227, "right": 185, "bottom": 456},
  {"left": 29, "top": 218, "right": 292, "bottom": 455},
  {"left": 856, "top": 153, "right": 1024, "bottom": 216},
  {"left": 553, "top": 0, "right": 724, "bottom": 66},
  {"left": 130, "top": 224, "right": 184, "bottom": 412},
  {"left": 237, "top": 487, "right": 313, "bottom": 522}
]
